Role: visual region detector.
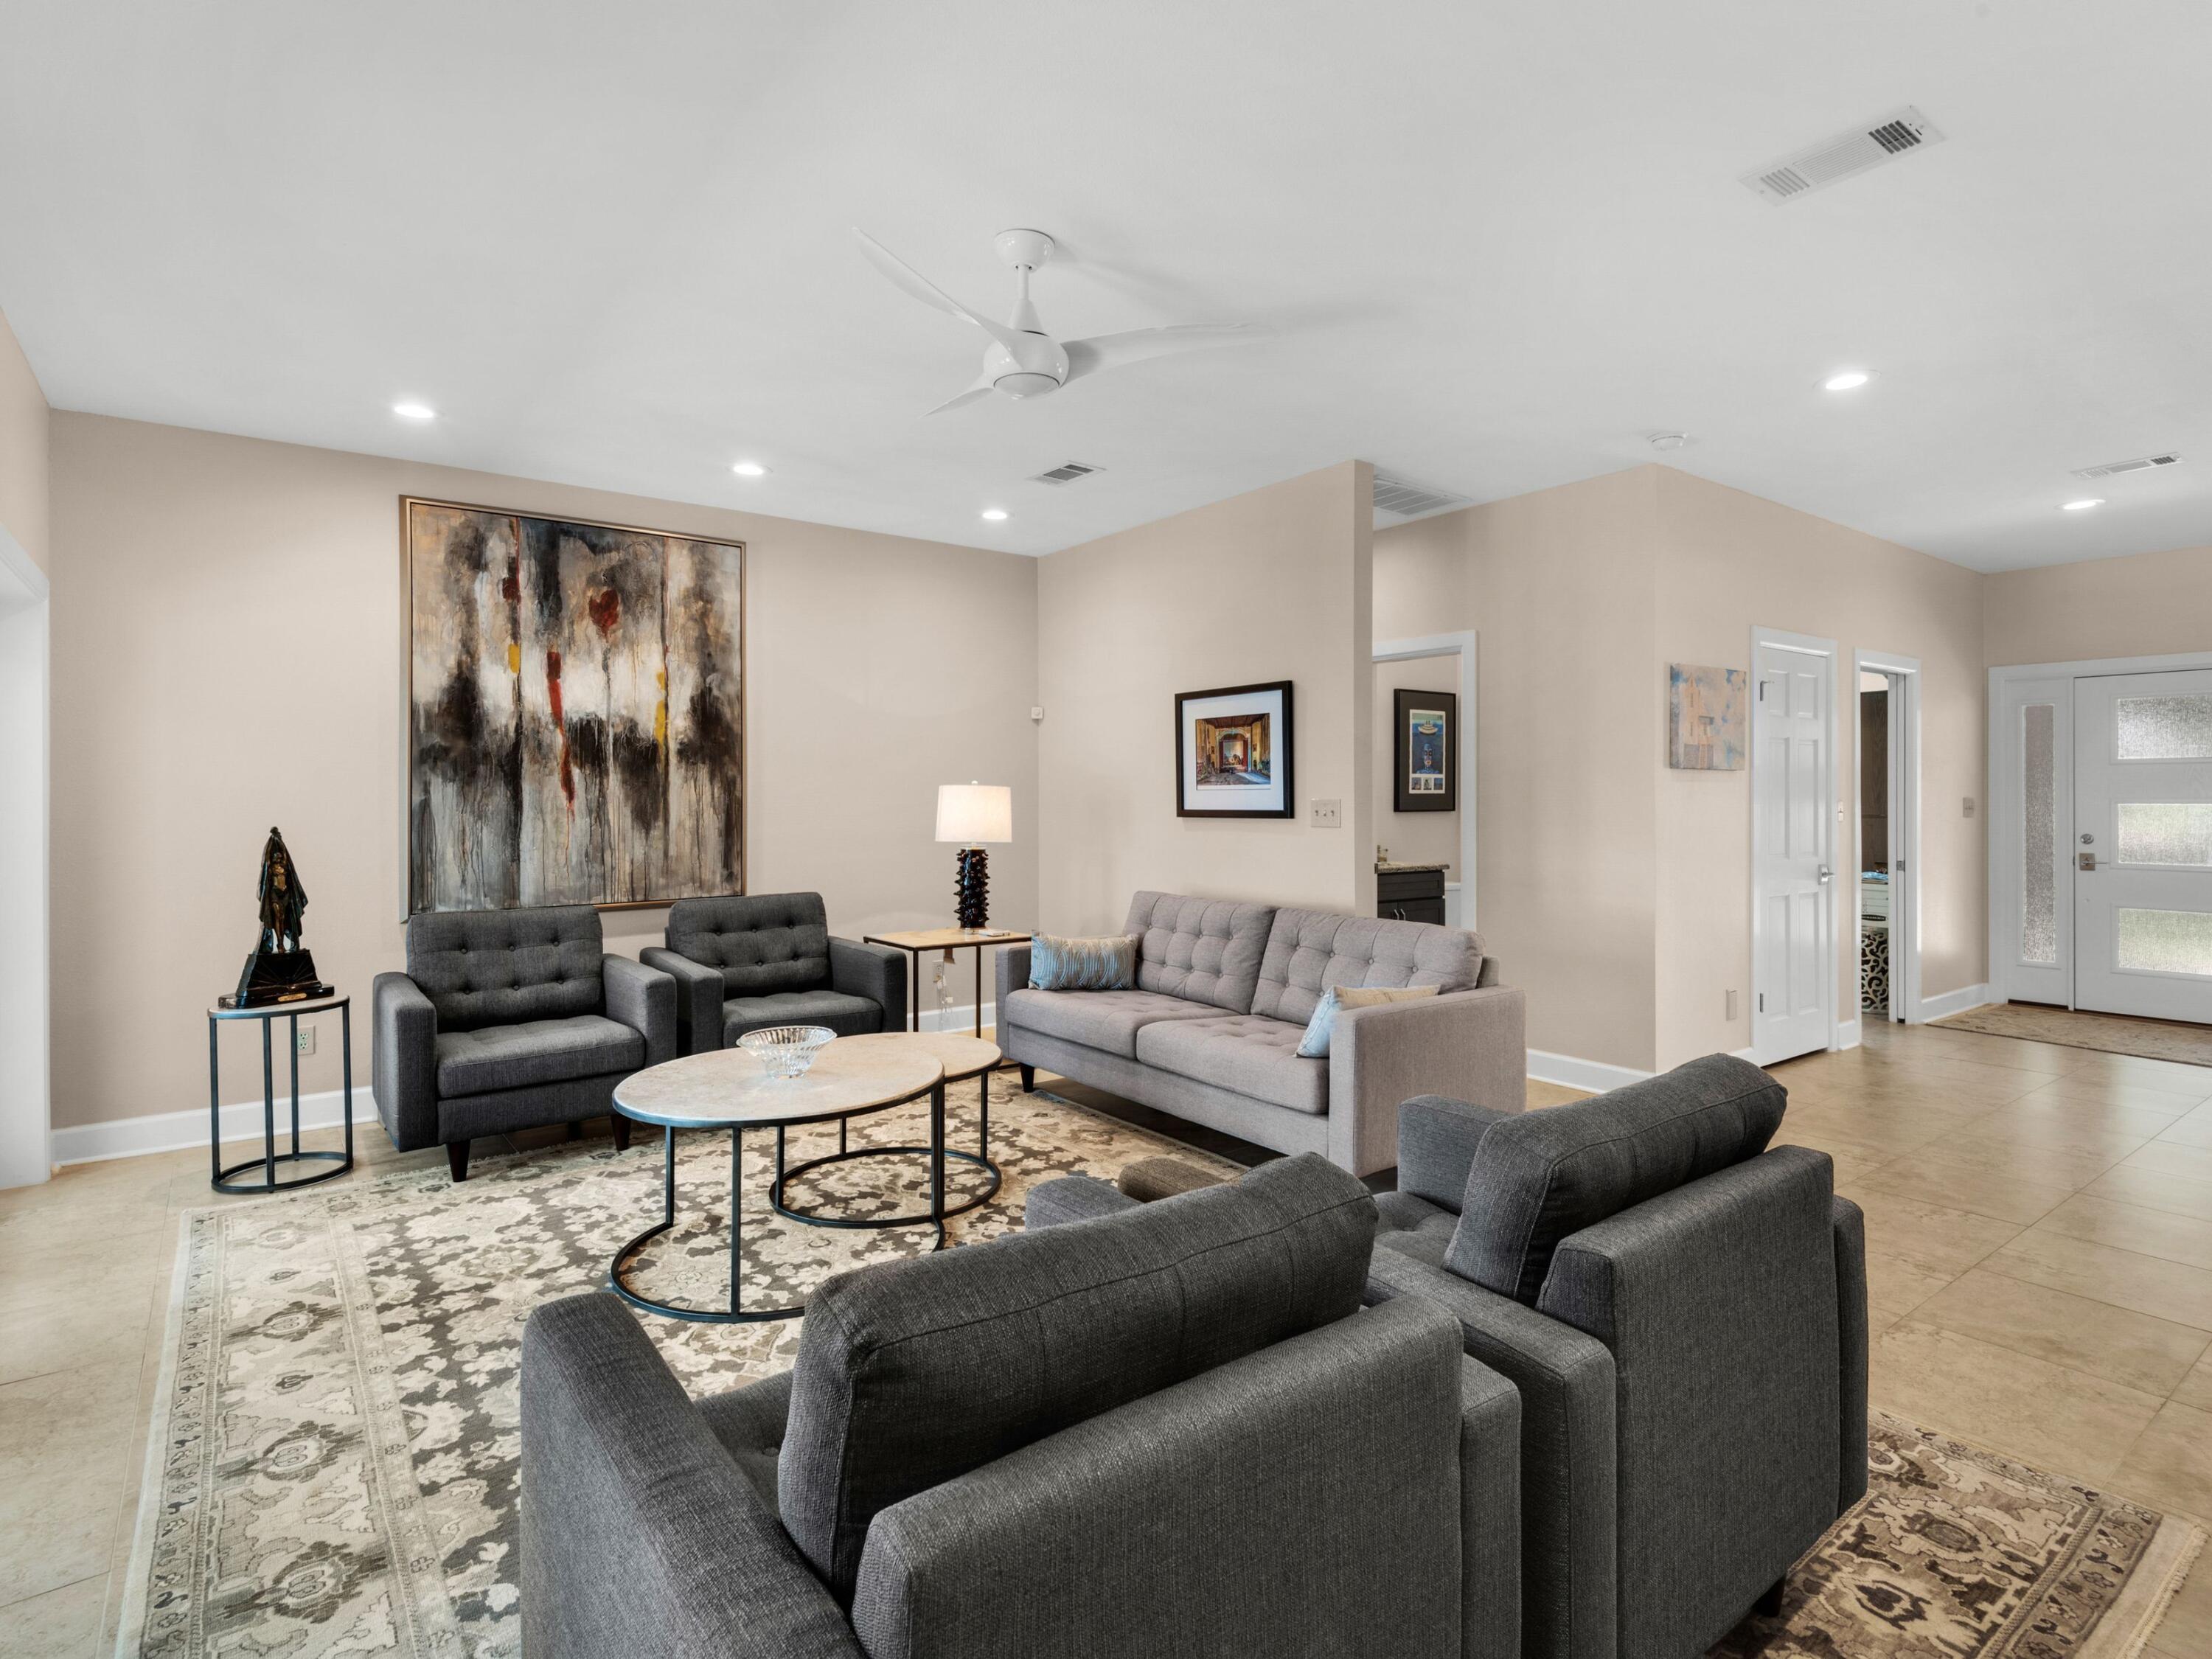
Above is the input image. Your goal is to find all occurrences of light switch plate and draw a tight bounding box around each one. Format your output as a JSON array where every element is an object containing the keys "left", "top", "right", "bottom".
[
  {"left": 1310, "top": 799, "right": 1341, "bottom": 827},
  {"left": 1963, "top": 796, "right": 1976, "bottom": 818}
]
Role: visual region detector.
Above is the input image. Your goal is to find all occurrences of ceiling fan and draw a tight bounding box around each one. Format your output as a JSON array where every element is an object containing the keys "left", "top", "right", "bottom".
[{"left": 853, "top": 226, "right": 1258, "bottom": 415}]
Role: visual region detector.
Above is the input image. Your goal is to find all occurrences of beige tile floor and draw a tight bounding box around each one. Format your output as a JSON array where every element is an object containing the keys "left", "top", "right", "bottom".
[{"left": 5, "top": 1019, "right": 2211, "bottom": 1656}]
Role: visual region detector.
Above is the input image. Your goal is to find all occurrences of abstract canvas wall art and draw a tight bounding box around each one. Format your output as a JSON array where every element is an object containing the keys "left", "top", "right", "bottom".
[
  {"left": 405, "top": 498, "right": 744, "bottom": 913},
  {"left": 1668, "top": 663, "right": 1747, "bottom": 770},
  {"left": 1175, "top": 681, "right": 1293, "bottom": 817}
]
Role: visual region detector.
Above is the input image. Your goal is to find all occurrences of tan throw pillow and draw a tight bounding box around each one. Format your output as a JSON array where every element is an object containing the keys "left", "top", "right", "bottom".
[{"left": 1295, "top": 983, "right": 1441, "bottom": 1058}]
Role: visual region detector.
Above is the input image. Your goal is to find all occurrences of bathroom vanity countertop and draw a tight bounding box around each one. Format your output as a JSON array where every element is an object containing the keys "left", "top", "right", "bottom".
[{"left": 1375, "top": 861, "right": 1452, "bottom": 874}]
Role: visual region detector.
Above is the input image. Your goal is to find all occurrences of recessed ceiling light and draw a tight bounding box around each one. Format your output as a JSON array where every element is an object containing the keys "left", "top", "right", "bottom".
[
  {"left": 980, "top": 509, "right": 1009, "bottom": 522},
  {"left": 731, "top": 460, "right": 768, "bottom": 477},
  {"left": 392, "top": 401, "right": 436, "bottom": 420},
  {"left": 1821, "top": 371, "right": 1871, "bottom": 392},
  {"left": 1648, "top": 432, "right": 1692, "bottom": 451},
  {"left": 2061, "top": 498, "right": 2104, "bottom": 512}
]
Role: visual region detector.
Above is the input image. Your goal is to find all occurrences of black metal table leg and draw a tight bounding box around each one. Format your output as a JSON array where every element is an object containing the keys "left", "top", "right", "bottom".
[
  {"left": 730, "top": 1127, "right": 743, "bottom": 1313},
  {"left": 260, "top": 1019, "right": 276, "bottom": 1189},
  {"left": 610, "top": 1115, "right": 818, "bottom": 1325},
  {"left": 973, "top": 948, "right": 983, "bottom": 1038},
  {"left": 207, "top": 1015, "right": 220, "bottom": 1186},
  {"left": 931, "top": 1082, "right": 946, "bottom": 1223},
  {"left": 341, "top": 1003, "right": 354, "bottom": 1165},
  {"left": 288, "top": 1012, "right": 301, "bottom": 1155}
]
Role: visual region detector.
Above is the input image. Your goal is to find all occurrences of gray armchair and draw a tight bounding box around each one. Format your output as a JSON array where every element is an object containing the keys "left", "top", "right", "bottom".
[
  {"left": 521, "top": 1154, "right": 1523, "bottom": 1659},
  {"left": 1363, "top": 1054, "right": 1868, "bottom": 1659},
  {"left": 641, "top": 891, "right": 905, "bottom": 1055},
  {"left": 372, "top": 904, "right": 675, "bottom": 1180}
]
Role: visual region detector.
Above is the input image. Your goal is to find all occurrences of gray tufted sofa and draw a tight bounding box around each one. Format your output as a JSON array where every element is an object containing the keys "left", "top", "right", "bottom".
[
  {"left": 372, "top": 904, "right": 676, "bottom": 1180},
  {"left": 641, "top": 892, "right": 905, "bottom": 1055},
  {"left": 521, "top": 1154, "right": 1523, "bottom": 1659},
  {"left": 996, "top": 891, "right": 1526, "bottom": 1177}
]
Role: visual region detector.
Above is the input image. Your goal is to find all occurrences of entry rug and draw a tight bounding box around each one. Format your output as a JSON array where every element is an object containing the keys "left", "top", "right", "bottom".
[
  {"left": 116, "top": 1084, "right": 2199, "bottom": 1658},
  {"left": 1934, "top": 1001, "right": 2212, "bottom": 1070}
]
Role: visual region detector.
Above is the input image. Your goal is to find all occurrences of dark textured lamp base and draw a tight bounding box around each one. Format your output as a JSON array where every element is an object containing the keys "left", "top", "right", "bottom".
[{"left": 953, "top": 846, "right": 991, "bottom": 931}]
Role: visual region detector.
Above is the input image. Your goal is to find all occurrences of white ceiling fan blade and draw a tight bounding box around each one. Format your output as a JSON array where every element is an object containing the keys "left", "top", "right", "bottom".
[
  {"left": 1061, "top": 323, "right": 1259, "bottom": 383},
  {"left": 852, "top": 228, "right": 1025, "bottom": 355},
  {"left": 924, "top": 373, "right": 998, "bottom": 417}
]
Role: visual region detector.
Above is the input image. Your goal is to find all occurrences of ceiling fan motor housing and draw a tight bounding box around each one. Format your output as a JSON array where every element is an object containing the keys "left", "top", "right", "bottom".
[{"left": 985, "top": 334, "right": 1070, "bottom": 397}]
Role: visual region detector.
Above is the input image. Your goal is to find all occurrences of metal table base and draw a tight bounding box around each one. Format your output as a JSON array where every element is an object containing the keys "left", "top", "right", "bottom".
[{"left": 206, "top": 995, "right": 354, "bottom": 1195}]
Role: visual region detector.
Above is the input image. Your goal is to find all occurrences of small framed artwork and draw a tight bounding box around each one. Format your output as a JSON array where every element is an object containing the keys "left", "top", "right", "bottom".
[
  {"left": 1175, "top": 681, "right": 1294, "bottom": 818},
  {"left": 1667, "top": 664, "right": 1747, "bottom": 770},
  {"left": 1394, "top": 689, "right": 1458, "bottom": 813}
]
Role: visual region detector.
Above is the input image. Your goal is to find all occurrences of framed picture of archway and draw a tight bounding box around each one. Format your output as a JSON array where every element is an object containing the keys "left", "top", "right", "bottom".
[
  {"left": 402, "top": 496, "right": 745, "bottom": 914},
  {"left": 1175, "top": 681, "right": 1294, "bottom": 818}
]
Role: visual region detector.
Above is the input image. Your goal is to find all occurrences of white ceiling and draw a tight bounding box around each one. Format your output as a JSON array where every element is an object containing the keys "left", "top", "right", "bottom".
[{"left": 3, "top": 1, "right": 2208, "bottom": 570}]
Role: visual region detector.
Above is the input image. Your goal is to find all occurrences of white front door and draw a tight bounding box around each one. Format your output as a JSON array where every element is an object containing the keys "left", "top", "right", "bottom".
[
  {"left": 2074, "top": 669, "right": 2212, "bottom": 1023},
  {"left": 1752, "top": 633, "right": 1837, "bottom": 1063}
]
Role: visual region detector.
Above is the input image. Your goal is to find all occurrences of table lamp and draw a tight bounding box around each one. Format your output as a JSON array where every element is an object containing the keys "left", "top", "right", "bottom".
[{"left": 935, "top": 782, "right": 1012, "bottom": 931}]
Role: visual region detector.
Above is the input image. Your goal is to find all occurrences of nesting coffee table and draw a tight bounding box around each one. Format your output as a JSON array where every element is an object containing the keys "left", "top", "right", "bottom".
[{"left": 608, "top": 1031, "right": 1001, "bottom": 1324}]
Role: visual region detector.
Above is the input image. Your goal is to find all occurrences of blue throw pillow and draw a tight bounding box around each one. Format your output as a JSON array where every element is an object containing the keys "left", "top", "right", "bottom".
[
  {"left": 1029, "top": 933, "right": 1139, "bottom": 992},
  {"left": 1295, "top": 983, "right": 1442, "bottom": 1058}
]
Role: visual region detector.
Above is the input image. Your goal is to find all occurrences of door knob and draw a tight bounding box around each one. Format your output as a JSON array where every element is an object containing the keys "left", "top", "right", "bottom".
[
  {"left": 1818, "top": 866, "right": 1833, "bottom": 884},
  {"left": 2079, "top": 852, "right": 2098, "bottom": 872}
]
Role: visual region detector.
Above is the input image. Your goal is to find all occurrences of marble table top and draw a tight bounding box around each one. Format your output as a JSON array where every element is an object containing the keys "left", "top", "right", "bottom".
[
  {"left": 832, "top": 1030, "right": 1001, "bottom": 1082},
  {"left": 613, "top": 1038, "right": 944, "bottom": 1129}
]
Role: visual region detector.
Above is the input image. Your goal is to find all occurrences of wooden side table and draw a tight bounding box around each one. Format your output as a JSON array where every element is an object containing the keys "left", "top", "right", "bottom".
[
  {"left": 862, "top": 927, "right": 1032, "bottom": 1038},
  {"left": 206, "top": 991, "right": 354, "bottom": 1193}
]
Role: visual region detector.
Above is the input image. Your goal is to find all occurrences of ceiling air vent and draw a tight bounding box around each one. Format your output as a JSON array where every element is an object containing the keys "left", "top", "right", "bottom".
[
  {"left": 2073, "top": 451, "right": 2183, "bottom": 481},
  {"left": 1372, "top": 470, "right": 1473, "bottom": 524},
  {"left": 1741, "top": 106, "right": 1944, "bottom": 204},
  {"left": 1031, "top": 460, "right": 1103, "bottom": 486}
]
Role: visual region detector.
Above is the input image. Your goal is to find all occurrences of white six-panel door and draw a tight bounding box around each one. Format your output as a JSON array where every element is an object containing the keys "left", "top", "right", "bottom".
[
  {"left": 2073, "top": 669, "right": 2212, "bottom": 1023},
  {"left": 1752, "top": 632, "right": 1837, "bottom": 1064}
]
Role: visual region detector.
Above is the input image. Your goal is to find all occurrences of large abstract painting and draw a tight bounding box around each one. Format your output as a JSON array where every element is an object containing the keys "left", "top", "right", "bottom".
[{"left": 405, "top": 498, "right": 744, "bottom": 913}]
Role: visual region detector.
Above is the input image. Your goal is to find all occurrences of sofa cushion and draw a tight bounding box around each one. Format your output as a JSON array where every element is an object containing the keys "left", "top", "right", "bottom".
[
  {"left": 778, "top": 1152, "right": 1377, "bottom": 1604},
  {"left": 406, "top": 905, "right": 604, "bottom": 1031},
  {"left": 1133, "top": 1014, "right": 1328, "bottom": 1115},
  {"left": 1295, "top": 982, "right": 1441, "bottom": 1058},
  {"left": 723, "top": 989, "right": 883, "bottom": 1044},
  {"left": 1124, "top": 891, "right": 1277, "bottom": 1013},
  {"left": 698, "top": 1370, "right": 792, "bottom": 1514},
  {"left": 1002, "top": 987, "right": 1220, "bottom": 1059},
  {"left": 1249, "top": 908, "right": 1484, "bottom": 1026},
  {"left": 667, "top": 892, "right": 830, "bottom": 998},
  {"left": 1444, "top": 1052, "right": 1788, "bottom": 1305},
  {"left": 1027, "top": 932, "right": 1138, "bottom": 991},
  {"left": 434, "top": 1014, "right": 644, "bottom": 1096}
]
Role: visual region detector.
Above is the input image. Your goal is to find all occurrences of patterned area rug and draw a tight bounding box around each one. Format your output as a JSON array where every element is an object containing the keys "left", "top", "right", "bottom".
[
  {"left": 116, "top": 1079, "right": 2201, "bottom": 1658},
  {"left": 1935, "top": 1001, "right": 2212, "bottom": 1068}
]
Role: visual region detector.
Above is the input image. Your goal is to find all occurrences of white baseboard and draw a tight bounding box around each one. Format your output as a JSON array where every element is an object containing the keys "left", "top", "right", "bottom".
[
  {"left": 53, "top": 1087, "right": 375, "bottom": 1168},
  {"left": 1834, "top": 1018, "right": 1862, "bottom": 1051},
  {"left": 1912, "top": 983, "right": 1994, "bottom": 1023},
  {"left": 1526, "top": 1048, "right": 1654, "bottom": 1093}
]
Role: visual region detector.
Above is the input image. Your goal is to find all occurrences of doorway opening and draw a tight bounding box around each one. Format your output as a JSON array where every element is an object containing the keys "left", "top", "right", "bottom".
[
  {"left": 1371, "top": 630, "right": 1477, "bottom": 928},
  {"left": 1854, "top": 651, "right": 1921, "bottom": 1028}
]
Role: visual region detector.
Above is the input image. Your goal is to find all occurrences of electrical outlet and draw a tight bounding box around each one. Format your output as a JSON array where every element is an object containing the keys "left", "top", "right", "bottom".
[
  {"left": 1309, "top": 798, "right": 1341, "bottom": 827},
  {"left": 296, "top": 1024, "right": 316, "bottom": 1056}
]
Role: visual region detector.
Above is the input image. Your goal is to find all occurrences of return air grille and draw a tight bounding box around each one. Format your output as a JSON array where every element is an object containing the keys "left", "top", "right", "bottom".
[
  {"left": 1030, "top": 460, "right": 1102, "bottom": 485},
  {"left": 1372, "top": 470, "right": 1473, "bottom": 523},
  {"left": 2073, "top": 452, "right": 2182, "bottom": 481},
  {"left": 1742, "top": 106, "right": 1944, "bottom": 204}
]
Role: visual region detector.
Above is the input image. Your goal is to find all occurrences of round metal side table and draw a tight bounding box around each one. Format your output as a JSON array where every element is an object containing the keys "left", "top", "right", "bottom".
[
  {"left": 205, "top": 992, "right": 353, "bottom": 1194},
  {"left": 608, "top": 1039, "right": 945, "bottom": 1325},
  {"left": 770, "top": 1032, "right": 1003, "bottom": 1227}
]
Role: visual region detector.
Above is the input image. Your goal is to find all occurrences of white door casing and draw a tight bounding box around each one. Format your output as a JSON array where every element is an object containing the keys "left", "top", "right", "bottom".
[
  {"left": 1855, "top": 650, "right": 1923, "bottom": 1023},
  {"left": 1751, "top": 628, "right": 1838, "bottom": 1065},
  {"left": 2073, "top": 669, "right": 2212, "bottom": 1023}
]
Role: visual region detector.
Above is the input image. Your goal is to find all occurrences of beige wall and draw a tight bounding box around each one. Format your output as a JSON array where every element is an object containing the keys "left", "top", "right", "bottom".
[
  {"left": 1036, "top": 462, "right": 1374, "bottom": 935},
  {"left": 1984, "top": 543, "right": 2212, "bottom": 667},
  {"left": 0, "top": 307, "right": 47, "bottom": 572},
  {"left": 48, "top": 414, "right": 1039, "bottom": 1131},
  {"left": 1650, "top": 467, "right": 1986, "bottom": 1069},
  {"left": 1373, "top": 467, "right": 1661, "bottom": 1071},
  {"left": 1373, "top": 464, "right": 1988, "bottom": 1074},
  {"left": 1371, "top": 654, "right": 1460, "bottom": 875}
]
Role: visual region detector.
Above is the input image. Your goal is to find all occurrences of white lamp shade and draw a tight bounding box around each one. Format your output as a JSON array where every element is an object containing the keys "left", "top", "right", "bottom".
[{"left": 935, "top": 783, "right": 1012, "bottom": 844}]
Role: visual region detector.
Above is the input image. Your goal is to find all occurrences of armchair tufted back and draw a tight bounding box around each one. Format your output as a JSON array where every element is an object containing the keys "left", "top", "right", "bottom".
[
  {"left": 406, "top": 905, "right": 605, "bottom": 1031},
  {"left": 1248, "top": 908, "right": 1485, "bottom": 1026},
  {"left": 666, "top": 892, "right": 830, "bottom": 998}
]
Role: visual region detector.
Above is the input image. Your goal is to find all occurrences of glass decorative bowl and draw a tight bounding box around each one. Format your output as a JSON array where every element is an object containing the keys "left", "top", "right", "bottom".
[{"left": 736, "top": 1024, "right": 837, "bottom": 1079}]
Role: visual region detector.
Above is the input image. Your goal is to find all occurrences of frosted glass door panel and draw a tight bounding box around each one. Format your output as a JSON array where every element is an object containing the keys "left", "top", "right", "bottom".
[
  {"left": 2023, "top": 703, "right": 2058, "bottom": 964},
  {"left": 2115, "top": 910, "right": 2212, "bottom": 978},
  {"left": 2116, "top": 803, "right": 2212, "bottom": 869},
  {"left": 2115, "top": 696, "right": 2212, "bottom": 760}
]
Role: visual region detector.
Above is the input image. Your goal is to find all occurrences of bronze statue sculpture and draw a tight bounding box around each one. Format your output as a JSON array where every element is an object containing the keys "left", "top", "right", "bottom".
[{"left": 233, "top": 827, "right": 334, "bottom": 1006}]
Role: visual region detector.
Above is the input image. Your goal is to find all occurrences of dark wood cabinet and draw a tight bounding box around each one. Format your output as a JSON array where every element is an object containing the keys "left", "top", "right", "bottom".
[{"left": 1377, "top": 866, "right": 1446, "bottom": 925}]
